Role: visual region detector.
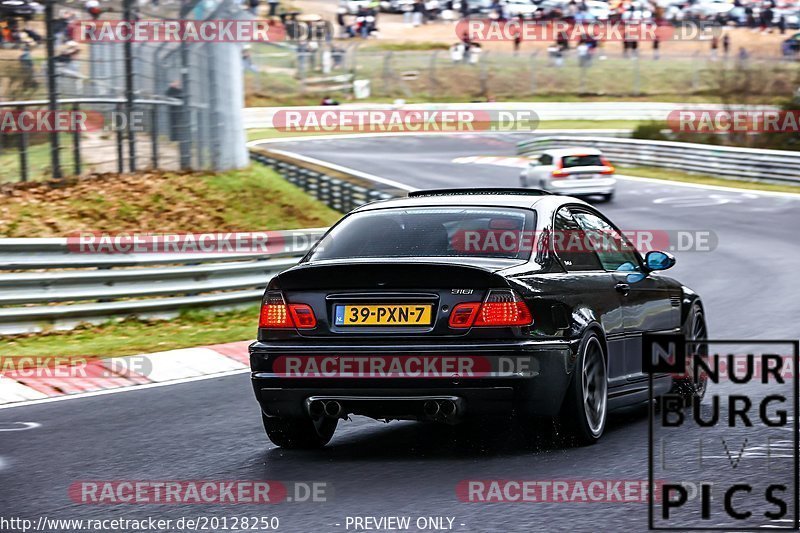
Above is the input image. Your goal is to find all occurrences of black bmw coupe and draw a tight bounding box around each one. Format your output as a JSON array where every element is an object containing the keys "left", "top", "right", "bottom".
[{"left": 249, "top": 189, "right": 707, "bottom": 448}]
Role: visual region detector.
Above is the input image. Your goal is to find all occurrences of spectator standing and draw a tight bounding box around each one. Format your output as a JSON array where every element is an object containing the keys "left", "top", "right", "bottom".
[
  {"left": 710, "top": 34, "right": 718, "bottom": 59},
  {"left": 778, "top": 14, "right": 786, "bottom": 34},
  {"left": 412, "top": 0, "right": 424, "bottom": 26},
  {"left": 652, "top": 34, "right": 660, "bottom": 59},
  {"left": 268, "top": 0, "right": 279, "bottom": 16},
  {"left": 722, "top": 33, "right": 730, "bottom": 56}
]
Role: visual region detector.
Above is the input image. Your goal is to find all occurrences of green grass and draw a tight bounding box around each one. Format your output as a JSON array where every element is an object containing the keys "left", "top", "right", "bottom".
[
  {"left": 0, "top": 165, "right": 342, "bottom": 237},
  {"left": 0, "top": 139, "right": 75, "bottom": 183},
  {"left": 619, "top": 165, "right": 800, "bottom": 195},
  {"left": 0, "top": 306, "right": 259, "bottom": 358}
]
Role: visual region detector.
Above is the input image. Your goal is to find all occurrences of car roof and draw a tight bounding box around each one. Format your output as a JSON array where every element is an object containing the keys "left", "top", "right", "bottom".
[
  {"left": 542, "top": 147, "right": 603, "bottom": 157},
  {"left": 352, "top": 189, "right": 590, "bottom": 213}
]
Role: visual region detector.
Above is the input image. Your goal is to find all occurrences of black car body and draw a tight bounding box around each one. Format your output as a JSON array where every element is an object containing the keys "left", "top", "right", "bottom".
[{"left": 249, "top": 189, "right": 707, "bottom": 448}]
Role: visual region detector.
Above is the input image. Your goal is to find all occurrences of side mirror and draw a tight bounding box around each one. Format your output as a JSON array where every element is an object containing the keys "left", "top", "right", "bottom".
[{"left": 645, "top": 250, "right": 676, "bottom": 271}]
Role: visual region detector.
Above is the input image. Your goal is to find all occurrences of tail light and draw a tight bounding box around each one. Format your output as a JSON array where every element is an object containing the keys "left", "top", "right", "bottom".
[
  {"left": 551, "top": 160, "right": 568, "bottom": 178},
  {"left": 448, "top": 289, "right": 533, "bottom": 328},
  {"left": 600, "top": 157, "right": 615, "bottom": 174},
  {"left": 259, "top": 291, "right": 317, "bottom": 329}
]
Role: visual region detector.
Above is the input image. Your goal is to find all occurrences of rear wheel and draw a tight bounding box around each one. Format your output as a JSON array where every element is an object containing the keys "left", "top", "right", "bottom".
[
  {"left": 262, "top": 414, "right": 337, "bottom": 449},
  {"left": 561, "top": 332, "right": 608, "bottom": 445},
  {"left": 670, "top": 303, "right": 708, "bottom": 403}
]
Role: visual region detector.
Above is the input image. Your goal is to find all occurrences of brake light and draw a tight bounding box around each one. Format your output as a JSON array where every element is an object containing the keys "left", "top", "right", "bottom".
[
  {"left": 259, "top": 291, "right": 317, "bottom": 329},
  {"left": 551, "top": 160, "right": 568, "bottom": 178},
  {"left": 448, "top": 290, "right": 533, "bottom": 328},
  {"left": 600, "top": 157, "right": 615, "bottom": 174}
]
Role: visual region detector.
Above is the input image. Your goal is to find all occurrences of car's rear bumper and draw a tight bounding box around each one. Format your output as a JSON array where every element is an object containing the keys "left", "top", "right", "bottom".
[
  {"left": 546, "top": 177, "right": 617, "bottom": 196},
  {"left": 249, "top": 339, "right": 576, "bottom": 419}
]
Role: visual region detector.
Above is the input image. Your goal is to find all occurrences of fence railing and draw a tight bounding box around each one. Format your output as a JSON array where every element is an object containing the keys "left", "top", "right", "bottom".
[{"left": 517, "top": 136, "right": 800, "bottom": 183}]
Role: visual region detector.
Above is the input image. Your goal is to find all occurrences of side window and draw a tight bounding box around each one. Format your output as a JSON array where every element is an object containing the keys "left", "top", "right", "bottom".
[
  {"left": 571, "top": 210, "right": 641, "bottom": 272},
  {"left": 552, "top": 207, "right": 603, "bottom": 271},
  {"left": 539, "top": 154, "right": 553, "bottom": 166}
]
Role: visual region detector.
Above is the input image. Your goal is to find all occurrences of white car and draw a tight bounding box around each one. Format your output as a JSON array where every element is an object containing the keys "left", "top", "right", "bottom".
[
  {"left": 519, "top": 148, "right": 617, "bottom": 201},
  {"left": 503, "top": 0, "right": 539, "bottom": 19},
  {"left": 684, "top": 0, "right": 734, "bottom": 18}
]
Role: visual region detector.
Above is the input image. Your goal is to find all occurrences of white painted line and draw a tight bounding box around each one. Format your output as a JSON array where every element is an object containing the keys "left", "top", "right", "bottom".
[
  {"left": 0, "top": 422, "right": 41, "bottom": 431},
  {"left": 0, "top": 368, "right": 249, "bottom": 410},
  {"left": 266, "top": 148, "right": 418, "bottom": 193},
  {"left": 616, "top": 174, "right": 800, "bottom": 200}
]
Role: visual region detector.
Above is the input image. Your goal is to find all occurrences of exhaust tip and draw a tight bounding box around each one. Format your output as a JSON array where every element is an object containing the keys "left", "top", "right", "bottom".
[
  {"left": 324, "top": 400, "right": 343, "bottom": 418},
  {"left": 440, "top": 399, "right": 457, "bottom": 417},
  {"left": 309, "top": 400, "right": 325, "bottom": 419},
  {"left": 423, "top": 400, "right": 440, "bottom": 418}
]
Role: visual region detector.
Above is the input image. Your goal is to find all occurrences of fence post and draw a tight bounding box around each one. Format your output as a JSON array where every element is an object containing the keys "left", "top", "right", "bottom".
[
  {"left": 44, "top": 0, "right": 61, "bottom": 180},
  {"left": 632, "top": 55, "right": 641, "bottom": 96},
  {"left": 72, "top": 103, "right": 81, "bottom": 175},
  {"left": 428, "top": 50, "right": 439, "bottom": 96},
  {"left": 479, "top": 50, "right": 489, "bottom": 97},
  {"left": 17, "top": 105, "right": 28, "bottom": 183},
  {"left": 123, "top": 0, "right": 136, "bottom": 172},
  {"left": 530, "top": 52, "right": 537, "bottom": 94},
  {"left": 116, "top": 103, "right": 124, "bottom": 174},
  {"left": 382, "top": 51, "right": 393, "bottom": 94},
  {"left": 151, "top": 105, "right": 158, "bottom": 168},
  {"left": 179, "top": 40, "right": 192, "bottom": 170},
  {"left": 691, "top": 51, "right": 700, "bottom": 92}
]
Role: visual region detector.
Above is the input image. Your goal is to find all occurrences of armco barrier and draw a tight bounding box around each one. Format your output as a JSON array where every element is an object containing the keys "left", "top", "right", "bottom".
[
  {"left": 517, "top": 136, "right": 800, "bottom": 184},
  {"left": 0, "top": 229, "right": 326, "bottom": 335}
]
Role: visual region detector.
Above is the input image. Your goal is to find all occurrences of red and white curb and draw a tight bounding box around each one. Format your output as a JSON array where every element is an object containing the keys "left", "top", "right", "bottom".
[{"left": 0, "top": 341, "right": 250, "bottom": 407}]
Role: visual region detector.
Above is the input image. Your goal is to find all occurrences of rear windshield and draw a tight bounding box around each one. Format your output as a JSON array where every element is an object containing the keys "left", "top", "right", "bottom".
[
  {"left": 562, "top": 154, "right": 603, "bottom": 168},
  {"left": 309, "top": 207, "right": 537, "bottom": 261}
]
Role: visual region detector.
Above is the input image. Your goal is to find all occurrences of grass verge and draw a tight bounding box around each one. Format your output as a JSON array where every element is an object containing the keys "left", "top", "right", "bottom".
[
  {"left": 0, "top": 165, "right": 342, "bottom": 237},
  {"left": 0, "top": 306, "right": 259, "bottom": 358},
  {"left": 619, "top": 166, "right": 800, "bottom": 195}
]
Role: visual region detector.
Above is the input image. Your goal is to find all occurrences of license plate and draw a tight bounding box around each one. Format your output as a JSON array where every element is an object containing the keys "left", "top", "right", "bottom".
[
  {"left": 334, "top": 304, "right": 433, "bottom": 326},
  {"left": 574, "top": 173, "right": 598, "bottom": 179}
]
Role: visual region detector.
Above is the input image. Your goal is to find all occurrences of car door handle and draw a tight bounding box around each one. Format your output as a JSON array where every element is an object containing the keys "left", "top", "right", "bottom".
[{"left": 615, "top": 283, "right": 630, "bottom": 296}]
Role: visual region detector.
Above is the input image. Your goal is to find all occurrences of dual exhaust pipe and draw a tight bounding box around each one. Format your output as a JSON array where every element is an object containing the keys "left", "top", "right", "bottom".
[
  {"left": 309, "top": 399, "right": 344, "bottom": 420},
  {"left": 423, "top": 399, "right": 458, "bottom": 421}
]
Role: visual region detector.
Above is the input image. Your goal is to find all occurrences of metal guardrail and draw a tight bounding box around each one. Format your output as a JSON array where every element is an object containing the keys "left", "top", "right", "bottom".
[
  {"left": 517, "top": 136, "right": 800, "bottom": 184},
  {"left": 0, "top": 229, "right": 327, "bottom": 335},
  {"left": 250, "top": 145, "right": 408, "bottom": 212}
]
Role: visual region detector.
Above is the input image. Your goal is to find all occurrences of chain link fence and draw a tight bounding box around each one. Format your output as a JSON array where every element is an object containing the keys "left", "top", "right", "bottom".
[
  {"left": 0, "top": 0, "right": 247, "bottom": 183},
  {"left": 246, "top": 43, "right": 800, "bottom": 102}
]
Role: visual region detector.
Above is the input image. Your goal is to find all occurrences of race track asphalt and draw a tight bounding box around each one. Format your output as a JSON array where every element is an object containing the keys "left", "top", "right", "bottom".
[{"left": 2, "top": 132, "right": 798, "bottom": 532}]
